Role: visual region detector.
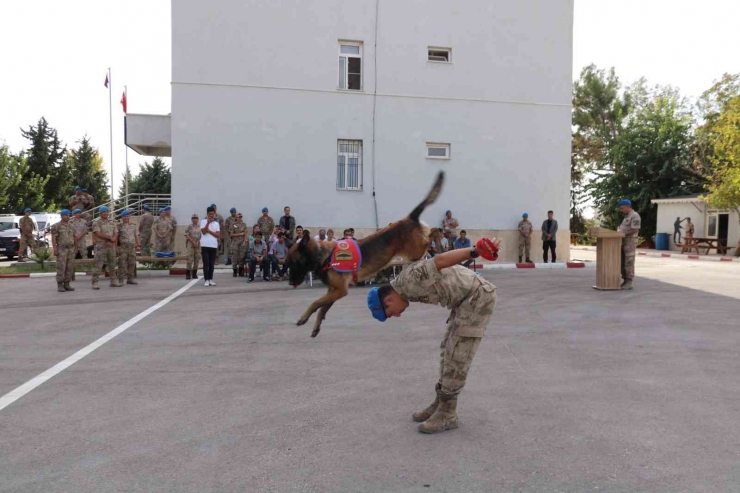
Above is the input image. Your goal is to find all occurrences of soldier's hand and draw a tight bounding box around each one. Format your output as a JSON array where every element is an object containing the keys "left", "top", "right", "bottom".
[{"left": 53, "top": 248, "right": 59, "bottom": 256}]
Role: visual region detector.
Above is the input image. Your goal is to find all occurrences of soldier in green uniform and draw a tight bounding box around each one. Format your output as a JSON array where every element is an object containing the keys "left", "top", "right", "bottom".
[
  {"left": 224, "top": 207, "right": 237, "bottom": 266},
  {"left": 184, "top": 214, "right": 202, "bottom": 280},
  {"left": 367, "top": 241, "right": 500, "bottom": 434},
  {"left": 51, "top": 209, "right": 76, "bottom": 292},
  {"left": 153, "top": 207, "right": 173, "bottom": 252},
  {"left": 167, "top": 206, "right": 177, "bottom": 250},
  {"left": 91, "top": 205, "right": 121, "bottom": 289},
  {"left": 117, "top": 210, "right": 140, "bottom": 285},
  {"left": 17, "top": 208, "right": 36, "bottom": 262},
  {"left": 617, "top": 199, "right": 641, "bottom": 290},
  {"left": 138, "top": 204, "right": 154, "bottom": 255},
  {"left": 517, "top": 212, "right": 533, "bottom": 263},
  {"left": 229, "top": 212, "right": 248, "bottom": 277}
]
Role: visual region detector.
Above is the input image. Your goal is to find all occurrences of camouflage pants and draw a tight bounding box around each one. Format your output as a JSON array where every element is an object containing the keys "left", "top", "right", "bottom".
[
  {"left": 118, "top": 243, "right": 136, "bottom": 281},
  {"left": 230, "top": 241, "right": 247, "bottom": 268},
  {"left": 186, "top": 246, "right": 201, "bottom": 271},
  {"left": 154, "top": 236, "right": 171, "bottom": 253},
  {"left": 56, "top": 246, "right": 75, "bottom": 283},
  {"left": 75, "top": 237, "right": 87, "bottom": 259},
  {"left": 223, "top": 236, "right": 231, "bottom": 261},
  {"left": 621, "top": 238, "right": 636, "bottom": 280},
  {"left": 19, "top": 235, "right": 36, "bottom": 258},
  {"left": 140, "top": 233, "right": 152, "bottom": 255},
  {"left": 518, "top": 237, "right": 531, "bottom": 258},
  {"left": 437, "top": 283, "right": 496, "bottom": 400},
  {"left": 93, "top": 243, "right": 116, "bottom": 283}
]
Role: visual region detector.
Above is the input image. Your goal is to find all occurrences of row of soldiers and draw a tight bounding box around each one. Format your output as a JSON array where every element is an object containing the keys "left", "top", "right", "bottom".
[{"left": 136, "top": 205, "right": 178, "bottom": 254}]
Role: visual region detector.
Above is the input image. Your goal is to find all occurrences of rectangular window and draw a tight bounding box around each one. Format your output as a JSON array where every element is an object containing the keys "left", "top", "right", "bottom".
[
  {"left": 428, "top": 47, "right": 451, "bottom": 63},
  {"left": 338, "top": 42, "right": 362, "bottom": 90},
  {"left": 337, "top": 140, "right": 363, "bottom": 190},
  {"left": 426, "top": 143, "right": 451, "bottom": 160}
]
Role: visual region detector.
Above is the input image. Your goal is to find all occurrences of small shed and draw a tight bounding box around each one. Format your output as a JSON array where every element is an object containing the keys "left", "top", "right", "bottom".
[{"left": 651, "top": 196, "right": 739, "bottom": 254}]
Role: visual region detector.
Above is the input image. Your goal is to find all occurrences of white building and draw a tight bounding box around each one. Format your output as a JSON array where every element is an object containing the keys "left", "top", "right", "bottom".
[{"left": 127, "top": 0, "right": 574, "bottom": 262}]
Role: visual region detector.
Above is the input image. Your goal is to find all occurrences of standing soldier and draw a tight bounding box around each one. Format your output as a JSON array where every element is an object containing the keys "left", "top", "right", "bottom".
[
  {"left": 117, "top": 210, "right": 140, "bottom": 285},
  {"left": 91, "top": 205, "right": 121, "bottom": 289},
  {"left": 517, "top": 212, "right": 533, "bottom": 263},
  {"left": 51, "top": 209, "right": 76, "bottom": 292},
  {"left": 153, "top": 207, "right": 173, "bottom": 252},
  {"left": 229, "top": 212, "right": 248, "bottom": 277},
  {"left": 224, "top": 207, "right": 238, "bottom": 265},
  {"left": 166, "top": 206, "right": 177, "bottom": 249},
  {"left": 17, "top": 208, "right": 36, "bottom": 262},
  {"left": 617, "top": 199, "right": 641, "bottom": 290},
  {"left": 184, "top": 214, "right": 202, "bottom": 280},
  {"left": 69, "top": 186, "right": 84, "bottom": 211},
  {"left": 366, "top": 240, "right": 500, "bottom": 434},
  {"left": 70, "top": 208, "right": 88, "bottom": 281},
  {"left": 138, "top": 204, "right": 154, "bottom": 255},
  {"left": 257, "top": 207, "right": 275, "bottom": 239}
]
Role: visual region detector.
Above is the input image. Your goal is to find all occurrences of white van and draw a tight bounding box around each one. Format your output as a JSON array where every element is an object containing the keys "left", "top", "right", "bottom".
[{"left": 0, "top": 214, "right": 40, "bottom": 259}]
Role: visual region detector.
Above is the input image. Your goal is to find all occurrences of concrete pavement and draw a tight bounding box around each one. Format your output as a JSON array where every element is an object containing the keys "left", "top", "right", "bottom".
[{"left": 1, "top": 255, "right": 740, "bottom": 492}]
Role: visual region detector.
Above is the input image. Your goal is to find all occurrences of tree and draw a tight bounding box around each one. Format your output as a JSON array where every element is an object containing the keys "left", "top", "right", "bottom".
[
  {"left": 0, "top": 146, "right": 50, "bottom": 214},
  {"left": 119, "top": 164, "right": 133, "bottom": 199},
  {"left": 700, "top": 95, "right": 740, "bottom": 216},
  {"left": 129, "top": 157, "right": 171, "bottom": 194},
  {"left": 20, "top": 117, "right": 69, "bottom": 208},
  {"left": 68, "top": 136, "right": 110, "bottom": 205}
]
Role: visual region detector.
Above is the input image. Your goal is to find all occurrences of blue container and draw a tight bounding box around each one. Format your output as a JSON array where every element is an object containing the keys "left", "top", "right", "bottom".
[{"left": 655, "top": 233, "right": 668, "bottom": 251}]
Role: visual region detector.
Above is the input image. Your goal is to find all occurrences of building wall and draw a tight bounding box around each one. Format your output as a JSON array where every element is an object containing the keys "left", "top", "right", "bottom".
[{"left": 170, "top": 0, "right": 574, "bottom": 262}]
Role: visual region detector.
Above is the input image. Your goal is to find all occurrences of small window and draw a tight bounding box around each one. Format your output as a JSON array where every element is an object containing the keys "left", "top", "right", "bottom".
[
  {"left": 338, "top": 42, "right": 362, "bottom": 90},
  {"left": 337, "top": 140, "right": 363, "bottom": 190},
  {"left": 426, "top": 143, "right": 451, "bottom": 160},
  {"left": 428, "top": 47, "right": 451, "bottom": 63}
]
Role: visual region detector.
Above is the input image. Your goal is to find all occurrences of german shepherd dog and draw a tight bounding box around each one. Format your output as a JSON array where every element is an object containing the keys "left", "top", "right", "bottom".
[{"left": 289, "top": 172, "right": 444, "bottom": 337}]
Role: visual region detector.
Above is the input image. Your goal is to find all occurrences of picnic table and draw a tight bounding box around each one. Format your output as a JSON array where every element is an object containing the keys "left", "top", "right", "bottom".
[{"left": 680, "top": 237, "right": 730, "bottom": 255}]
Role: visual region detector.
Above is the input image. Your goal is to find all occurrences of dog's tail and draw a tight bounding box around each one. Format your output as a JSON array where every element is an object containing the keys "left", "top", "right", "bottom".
[{"left": 409, "top": 171, "right": 444, "bottom": 223}]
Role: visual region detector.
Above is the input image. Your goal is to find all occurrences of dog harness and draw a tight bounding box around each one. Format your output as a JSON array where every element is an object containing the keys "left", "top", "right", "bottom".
[{"left": 322, "top": 238, "right": 363, "bottom": 282}]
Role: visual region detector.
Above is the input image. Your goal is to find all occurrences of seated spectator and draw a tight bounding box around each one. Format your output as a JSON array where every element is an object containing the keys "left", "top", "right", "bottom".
[
  {"left": 349, "top": 228, "right": 355, "bottom": 238},
  {"left": 428, "top": 228, "right": 448, "bottom": 257},
  {"left": 246, "top": 224, "right": 260, "bottom": 261},
  {"left": 343, "top": 229, "right": 351, "bottom": 239},
  {"left": 269, "top": 225, "right": 280, "bottom": 246},
  {"left": 453, "top": 230, "right": 473, "bottom": 268},
  {"left": 294, "top": 225, "right": 304, "bottom": 244},
  {"left": 443, "top": 210, "right": 459, "bottom": 245},
  {"left": 248, "top": 232, "right": 270, "bottom": 282},
  {"left": 314, "top": 229, "right": 327, "bottom": 242},
  {"left": 326, "top": 229, "right": 335, "bottom": 242},
  {"left": 270, "top": 231, "right": 290, "bottom": 280},
  {"left": 441, "top": 228, "right": 451, "bottom": 252}
]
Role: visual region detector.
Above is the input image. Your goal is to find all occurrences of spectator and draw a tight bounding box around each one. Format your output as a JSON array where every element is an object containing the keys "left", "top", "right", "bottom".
[
  {"left": 279, "top": 206, "right": 296, "bottom": 240},
  {"left": 453, "top": 230, "right": 473, "bottom": 268},
  {"left": 343, "top": 229, "right": 351, "bottom": 239},
  {"left": 258, "top": 207, "right": 275, "bottom": 239},
  {"left": 442, "top": 228, "right": 452, "bottom": 251},
  {"left": 443, "top": 210, "right": 459, "bottom": 244},
  {"left": 269, "top": 225, "right": 280, "bottom": 246},
  {"left": 248, "top": 232, "right": 270, "bottom": 282},
  {"left": 211, "top": 204, "right": 225, "bottom": 264},
  {"left": 270, "top": 231, "right": 290, "bottom": 280},
  {"left": 541, "top": 210, "right": 558, "bottom": 263},
  {"left": 247, "top": 224, "right": 260, "bottom": 261},
  {"left": 326, "top": 229, "right": 335, "bottom": 242},
  {"left": 200, "top": 206, "right": 221, "bottom": 287},
  {"left": 294, "top": 225, "right": 304, "bottom": 244},
  {"left": 314, "top": 229, "right": 327, "bottom": 242},
  {"left": 349, "top": 228, "right": 355, "bottom": 238}
]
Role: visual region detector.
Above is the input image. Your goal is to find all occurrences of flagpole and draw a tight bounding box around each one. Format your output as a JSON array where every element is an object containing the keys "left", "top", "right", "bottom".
[
  {"left": 124, "top": 85, "right": 129, "bottom": 209},
  {"left": 108, "top": 67, "right": 115, "bottom": 203}
]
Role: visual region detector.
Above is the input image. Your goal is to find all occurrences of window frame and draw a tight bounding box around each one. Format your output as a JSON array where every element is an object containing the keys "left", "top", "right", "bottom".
[
  {"left": 426, "top": 143, "right": 451, "bottom": 160},
  {"left": 336, "top": 139, "right": 363, "bottom": 191},
  {"left": 428, "top": 47, "right": 452, "bottom": 63},
  {"left": 338, "top": 41, "right": 363, "bottom": 91}
]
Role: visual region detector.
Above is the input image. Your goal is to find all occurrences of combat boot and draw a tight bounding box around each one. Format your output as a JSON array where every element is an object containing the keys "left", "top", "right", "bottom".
[
  {"left": 412, "top": 395, "right": 440, "bottom": 423},
  {"left": 418, "top": 398, "right": 458, "bottom": 434},
  {"left": 186, "top": 270, "right": 191, "bottom": 280},
  {"left": 238, "top": 266, "right": 245, "bottom": 277},
  {"left": 518, "top": 256, "right": 522, "bottom": 263},
  {"left": 191, "top": 269, "right": 198, "bottom": 280},
  {"left": 63, "top": 282, "right": 75, "bottom": 291},
  {"left": 526, "top": 258, "right": 533, "bottom": 263},
  {"left": 127, "top": 277, "right": 138, "bottom": 285},
  {"left": 110, "top": 278, "right": 122, "bottom": 288},
  {"left": 233, "top": 268, "right": 238, "bottom": 277},
  {"left": 57, "top": 282, "right": 66, "bottom": 293},
  {"left": 92, "top": 280, "right": 100, "bottom": 290},
  {"left": 621, "top": 279, "right": 633, "bottom": 290}
]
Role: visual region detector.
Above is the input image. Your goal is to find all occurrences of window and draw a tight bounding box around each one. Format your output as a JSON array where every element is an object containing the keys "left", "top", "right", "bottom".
[
  {"left": 428, "top": 47, "right": 451, "bottom": 63},
  {"left": 426, "top": 143, "right": 451, "bottom": 160},
  {"left": 338, "top": 42, "right": 362, "bottom": 90},
  {"left": 337, "top": 140, "right": 363, "bottom": 190}
]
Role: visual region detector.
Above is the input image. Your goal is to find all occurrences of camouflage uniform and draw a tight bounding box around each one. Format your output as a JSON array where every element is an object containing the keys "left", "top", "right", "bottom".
[
  {"left": 169, "top": 213, "right": 178, "bottom": 246},
  {"left": 81, "top": 194, "right": 95, "bottom": 224},
  {"left": 92, "top": 217, "right": 120, "bottom": 288},
  {"left": 517, "top": 219, "right": 533, "bottom": 260},
  {"left": 69, "top": 193, "right": 85, "bottom": 211},
  {"left": 117, "top": 221, "right": 139, "bottom": 284},
  {"left": 18, "top": 215, "right": 36, "bottom": 260},
  {"left": 184, "top": 224, "right": 202, "bottom": 271},
  {"left": 618, "top": 210, "right": 641, "bottom": 282},
  {"left": 138, "top": 212, "right": 154, "bottom": 255},
  {"left": 392, "top": 258, "right": 496, "bottom": 432},
  {"left": 224, "top": 214, "right": 237, "bottom": 262},
  {"left": 71, "top": 215, "right": 88, "bottom": 257},
  {"left": 258, "top": 215, "right": 275, "bottom": 239},
  {"left": 229, "top": 221, "right": 248, "bottom": 271},
  {"left": 51, "top": 220, "right": 76, "bottom": 286},
  {"left": 153, "top": 215, "right": 173, "bottom": 252},
  {"left": 215, "top": 213, "right": 225, "bottom": 263}
]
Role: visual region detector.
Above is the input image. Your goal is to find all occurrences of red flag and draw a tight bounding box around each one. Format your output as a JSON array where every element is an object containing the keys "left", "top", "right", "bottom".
[
  {"left": 104, "top": 73, "right": 109, "bottom": 88},
  {"left": 120, "top": 91, "right": 127, "bottom": 114}
]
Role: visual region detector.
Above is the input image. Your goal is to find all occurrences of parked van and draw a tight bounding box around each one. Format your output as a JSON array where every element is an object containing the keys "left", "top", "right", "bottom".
[
  {"left": 0, "top": 214, "right": 40, "bottom": 259},
  {"left": 32, "top": 212, "right": 61, "bottom": 247}
]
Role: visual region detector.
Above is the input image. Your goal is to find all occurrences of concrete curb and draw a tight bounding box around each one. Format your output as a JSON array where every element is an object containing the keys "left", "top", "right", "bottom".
[
  {"left": 572, "top": 246, "right": 735, "bottom": 263},
  {"left": 482, "top": 261, "right": 593, "bottom": 270}
]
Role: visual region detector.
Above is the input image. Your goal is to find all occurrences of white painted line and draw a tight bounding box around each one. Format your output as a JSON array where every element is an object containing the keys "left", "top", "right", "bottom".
[{"left": 0, "top": 279, "right": 198, "bottom": 412}]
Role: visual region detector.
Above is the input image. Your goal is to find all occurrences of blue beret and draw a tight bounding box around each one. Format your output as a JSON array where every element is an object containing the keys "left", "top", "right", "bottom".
[
  {"left": 121, "top": 210, "right": 130, "bottom": 217},
  {"left": 23, "top": 208, "right": 32, "bottom": 213},
  {"left": 367, "top": 287, "right": 387, "bottom": 323},
  {"left": 143, "top": 204, "right": 150, "bottom": 211},
  {"left": 262, "top": 207, "right": 268, "bottom": 212},
  {"left": 163, "top": 206, "right": 171, "bottom": 211},
  {"left": 74, "top": 186, "right": 81, "bottom": 191},
  {"left": 445, "top": 210, "right": 451, "bottom": 215},
  {"left": 158, "top": 207, "right": 164, "bottom": 213},
  {"left": 230, "top": 207, "right": 236, "bottom": 213},
  {"left": 99, "top": 206, "right": 109, "bottom": 213},
  {"left": 81, "top": 188, "right": 88, "bottom": 192},
  {"left": 73, "top": 208, "right": 82, "bottom": 214},
  {"left": 210, "top": 203, "right": 217, "bottom": 209},
  {"left": 522, "top": 212, "right": 529, "bottom": 218},
  {"left": 618, "top": 199, "right": 632, "bottom": 207},
  {"left": 60, "top": 209, "right": 71, "bottom": 216}
]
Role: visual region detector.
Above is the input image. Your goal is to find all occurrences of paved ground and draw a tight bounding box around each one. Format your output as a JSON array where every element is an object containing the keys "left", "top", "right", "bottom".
[{"left": 1, "top": 254, "right": 740, "bottom": 492}]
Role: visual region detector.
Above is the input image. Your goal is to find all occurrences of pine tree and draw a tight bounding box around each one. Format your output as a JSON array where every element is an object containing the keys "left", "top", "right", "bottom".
[
  {"left": 119, "top": 164, "right": 134, "bottom": 199},
  {"left": 131, "top": 157, "right": 171, "bottom": 194},
  {"left": 20, "top": 117, "right": 69, "bottom": 208},
  {"left": 69, "top": 136, "right": 110, "bottom": 204},
  {"left": 0, "top": 145, "right": 50, "bottom": 213}
]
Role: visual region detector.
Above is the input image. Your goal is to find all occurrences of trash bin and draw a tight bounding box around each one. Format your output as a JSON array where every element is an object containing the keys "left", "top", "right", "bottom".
[{"left": 655, "top": 233, "right": 668, "bottom": 251}]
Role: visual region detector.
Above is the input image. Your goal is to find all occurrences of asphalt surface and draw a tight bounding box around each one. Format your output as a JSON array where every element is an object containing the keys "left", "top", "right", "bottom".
[{"left": 1, "top": 255, "right": 740, "bottom": 492}]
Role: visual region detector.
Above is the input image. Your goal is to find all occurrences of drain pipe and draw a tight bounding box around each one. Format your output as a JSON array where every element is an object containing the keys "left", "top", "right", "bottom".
[{"left": 370, "top": 0, "right": 380, "bottom": 230}]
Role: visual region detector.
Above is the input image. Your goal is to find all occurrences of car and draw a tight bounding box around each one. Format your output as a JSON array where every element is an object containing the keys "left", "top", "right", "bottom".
[
  {"left": 31, "top": 212, "right": 61, "bottom": 248},
  {"left": 0, "top": 214, "right": 40, "bottom": 260}
]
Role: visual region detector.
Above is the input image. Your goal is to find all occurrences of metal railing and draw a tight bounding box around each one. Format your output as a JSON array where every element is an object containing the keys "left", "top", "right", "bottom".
[{"left": 87, "top": 193, "right": 172, "bottom": 221}]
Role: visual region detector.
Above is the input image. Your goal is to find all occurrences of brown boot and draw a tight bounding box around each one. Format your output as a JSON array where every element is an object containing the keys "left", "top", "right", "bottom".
[
  {"left": 412, "top": 395, "right": 440, "bottom": 422},
  {"left": 418, "top": 398, "right": 459, "bottom": 434},
  {"left": 92, "top": 280, "right": 100, "bottom": 290},
  {"left": 110, "top": 278, "right": 122, "bottom": 288},
  {"left": 127, "top": 277, "right": 138, "bottom": 285},
  {"left": 63, "top": 282, "right": 75, "bottom": 291},
  {"left": 57, "top": 282, "right": 66, "bottom": 293}
]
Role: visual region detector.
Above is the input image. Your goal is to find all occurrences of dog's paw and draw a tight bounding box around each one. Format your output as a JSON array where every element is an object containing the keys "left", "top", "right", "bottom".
[
  {"left": 311, "top": 327, "right": 321, "bottom": 338},
  {"left": 296, "top": 317, "right": 309, "bottom": 326}
]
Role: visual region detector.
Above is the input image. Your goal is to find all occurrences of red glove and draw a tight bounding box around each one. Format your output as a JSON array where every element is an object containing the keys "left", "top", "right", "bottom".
[{"left": 476, "top": 238, "right": 499, "bottom": 261}]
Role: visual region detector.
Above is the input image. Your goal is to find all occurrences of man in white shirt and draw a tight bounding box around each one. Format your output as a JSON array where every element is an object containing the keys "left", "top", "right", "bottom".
[
  {"left": 313, "top": 229, "right": 327, "bottom": 242},
  {"left": 199, "top": 207, "right": 221, "bottom": 286}
]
